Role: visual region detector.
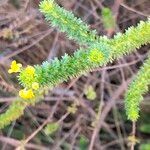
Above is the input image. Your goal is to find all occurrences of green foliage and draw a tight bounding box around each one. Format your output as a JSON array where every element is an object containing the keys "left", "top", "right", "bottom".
[
  {"left": 0, "top": 100, "right": 28, "bottom": 129},
  {"left": 0, "top": 0, "right": 150, "bottom": 130},
  {"left": 0, "top": 88, "right": 46, "bottom": 129},
  {"left": 3, "top": 126, "right": 25, "bottom": 139},
  {"left": 18, "top": 20, "right": 150, "bottom": 94},
  {"left": 19, "top": 42, "right": 110, "bottom": 88},
  {"left": 101, "top": 7, "right": 116, "bottom": 30},
  {"left": 139, "top": 113, "right": 150, "bottom": 134},
  {"left": 44, "top": 122, "right": 59, "bottom": 135},
  {"left": 140, "top": 142, "right": 150, "bottom": 150},
  {"left": 39, "top": 0, "right": 108, "bottom": 45},
  {"left": 84, "top": 85, "right": 97, "bottom": 100},
  {"left": 125, "top": 56, "right": 150, "bottom": 121},
  {"left": 140, "top": 124, "right": 150, "bottom": 134},
  {"left": 79, "top": 135, "right": 89, "bottom": 150},
  {"left": 111, "top": 19, "right": 150, "bottom": 59}
]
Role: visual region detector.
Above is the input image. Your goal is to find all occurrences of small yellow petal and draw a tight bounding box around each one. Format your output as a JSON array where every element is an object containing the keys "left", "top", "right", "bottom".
[
  {"left": 19, "top": 89, "right": 35, "bottom": 99},
  {"left": 18, "top": 64, "right": 22, "bottom": 67},
  {"left": 8, "top": 69, "right": 13, "bottom": 74},
  {"left": 8, "top": 60, "right": 22, "bottom": 74},
  {"left": 32, "top": 82, "right": 39, "bottom": 90},
  {"left": 19, "top": 89, "right": 26, "bottom": 99},
  {"left": 27, "top": 89, "right": 35, "bottom": 99},
  {"left": 12, "top": 60, "right": 17, "bottom": 65}
]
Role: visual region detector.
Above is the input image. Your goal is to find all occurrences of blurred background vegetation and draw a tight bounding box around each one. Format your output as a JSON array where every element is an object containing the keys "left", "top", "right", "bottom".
[{"left": 0, "top": 0, "right": 150, "bottom": 149}]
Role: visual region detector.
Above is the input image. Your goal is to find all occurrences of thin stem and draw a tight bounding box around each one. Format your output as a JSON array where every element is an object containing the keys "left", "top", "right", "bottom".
[{"left": 131, "top": 121, "right": 136, "bottom": 150}]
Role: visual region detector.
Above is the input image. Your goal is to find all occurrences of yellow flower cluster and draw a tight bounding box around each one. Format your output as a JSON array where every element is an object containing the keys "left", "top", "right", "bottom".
[
  {"left": 19, "top": 66, "right": 39, "bottom": 100},
  {"left": 25, "top": 65, "right": 35, "bottom": 77},
  {"left": 19, "top": 82, "right": 39, "bottom": 100},
  {"left": 8, "top": 60, "right": 40, "bottom": 100},
  {"left": 8, "top": 60, "right": 22, "bottom": 74},
  {"left": 19, "top": 89, "right": 35, "bottom": 99}
]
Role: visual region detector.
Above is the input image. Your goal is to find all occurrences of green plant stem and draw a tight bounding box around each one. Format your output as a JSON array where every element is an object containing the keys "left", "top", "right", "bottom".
[
  {"left": 19, "top": 20, "right": 150, "bottom": 89},
  {"left": 0, "top": 100, "right": 29, "bottom": 129},
  {"left": 111, "top": 20, "right": 150, "bottom": 59},
  {"left": 0, "top": 89, "right": 46, "bottom": 129},
  {"left": 125, "top": 55, "right": 150, "bottom": 121},
  {"left": 0, "top": 20, "right": 149, "bottom": 129},
  {"left": 39, "top": 0, "right": 108, "bottom": 45}
]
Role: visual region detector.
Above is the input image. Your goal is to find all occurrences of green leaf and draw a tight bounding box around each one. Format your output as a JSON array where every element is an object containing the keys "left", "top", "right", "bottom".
[
  {"left": 140, "top": 124, "right": 150, "bottom": 134},
  {"left": 79, "top": 135, "right": 89, "bottom": 150},
  {"left": 140, "top": 142, "right": 150, "bottom": 150},
  {"left": 84, "top": 85, "right": 97, "bottom": 100},
  {"left": 44, "top": 122, "right": 59, "bottom": 135},
  {"left": 101, "top": 7, "right": 116, "bottom": 30}
]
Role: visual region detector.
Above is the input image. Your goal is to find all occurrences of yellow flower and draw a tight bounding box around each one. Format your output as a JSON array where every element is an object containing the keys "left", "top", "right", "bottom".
[
  {"left": 8, "top": 60, "right": 22, "bottom": 74},
  {"left": 89, "top": 49, "right": 104, "bottom": 63},
  {"left": 32, "top": 82, "right": 39, "bottom": 90},
  {"left": 19, "top": 89, "right": 35, "bottom": 99},
  {"left": 25, "top": 66, "right": 35, "bottom": 76}
]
